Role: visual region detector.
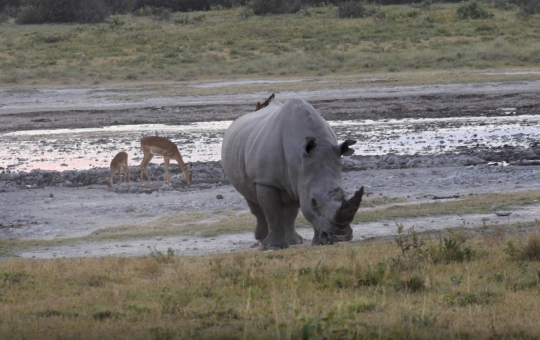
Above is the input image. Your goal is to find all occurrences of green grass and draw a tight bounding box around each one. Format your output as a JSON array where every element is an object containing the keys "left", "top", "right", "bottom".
[
  {"left": 355, "top": 190, "right": 540, "bottom": 223},
  {"left": 1, "top": 226, "right": 540, "bottom": 339},
  {"left": 1, "top": 3, "right": 540, "bottom": 87}
]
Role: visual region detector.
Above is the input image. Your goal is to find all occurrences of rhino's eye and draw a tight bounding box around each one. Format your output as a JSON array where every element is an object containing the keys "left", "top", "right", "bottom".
[
  {"left": 304, "top": 137, "right": 317, "bottom": 155},
  {"left": 311, "top": 198, "right": 319, "bottom": 213}
]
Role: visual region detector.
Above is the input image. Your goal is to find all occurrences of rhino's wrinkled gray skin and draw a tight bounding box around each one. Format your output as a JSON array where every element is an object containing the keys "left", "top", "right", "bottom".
[{"left": 221, "top": 97, "right": 364, "bottom": 250}]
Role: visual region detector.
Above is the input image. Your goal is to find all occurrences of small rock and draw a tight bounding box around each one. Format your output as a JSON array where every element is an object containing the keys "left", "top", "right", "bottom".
[
  {"left": 216, "top": 194, "right": 224, "bottom": 199},
  {"left": 495, "top": 211, "right": 512, "bottom": 217}
]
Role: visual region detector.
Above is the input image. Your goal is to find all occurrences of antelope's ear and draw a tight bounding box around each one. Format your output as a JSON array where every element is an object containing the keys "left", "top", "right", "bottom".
[{"left": 338, "top": 140, "right": 356, "bottom": 156}]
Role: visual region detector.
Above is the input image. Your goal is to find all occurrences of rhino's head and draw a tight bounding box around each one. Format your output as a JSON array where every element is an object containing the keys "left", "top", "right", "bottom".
[{"left": 299, "top": 137, "right": 364, "bottom": 245}]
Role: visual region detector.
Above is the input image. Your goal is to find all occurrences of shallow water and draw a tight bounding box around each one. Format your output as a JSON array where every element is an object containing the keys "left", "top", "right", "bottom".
[{"left": 1, "top": 114, "right": 540, "bottom": 172}]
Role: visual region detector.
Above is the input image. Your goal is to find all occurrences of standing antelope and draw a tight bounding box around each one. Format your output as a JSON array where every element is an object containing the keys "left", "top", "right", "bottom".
[
  {"left": 139, "top": 136, "right": 193, "bottom": 185},
  {"left": 106, "top": 151, "right": 130, "bottom": 188}
]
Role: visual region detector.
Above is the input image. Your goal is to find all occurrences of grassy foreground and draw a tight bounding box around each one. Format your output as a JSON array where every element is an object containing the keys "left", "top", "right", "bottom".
[
  {"left": 1, "top": 227, "right": 540, "bottom": 339},
  {"left": 1, "top": 3, "right": 540, "bottom": 87},
  {"left": 1, "top": 191, "right": 540, "bottom": 338}
]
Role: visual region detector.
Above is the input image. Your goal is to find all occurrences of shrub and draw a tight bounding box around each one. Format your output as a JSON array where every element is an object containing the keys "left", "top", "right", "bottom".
[
  {"left": 16, "top": 0, "right": 110, "bottom": 24},
  {"left": 456, "top": 0, "right": 491, "bottom": 20},
  {"left": 395, "top": 224, "right": 425, "bottom": 258},
  {"left": 0, "top": 269, "right": 29, "bottom": 288},
  {"left": 428, "top": 232, "right": 475, "bottom": 264},
  {"left": 392, "top": 272, "right": 427, "bottom": 292},
  {"left": 248, "top": 0, "right": 301, "bottom": 15},
  {"left": 511, "top": 0, "right": 540, "bottom": 15},
  {"left": 0, "top": 1, "right": 20, "bottom": 21},
  {"left": 394, "top": 225, "right": 474, "bottom": 265},
  {"left": 153, "top": 6, "right": 171, "bottom": 20},
  {"left": 505, "top": 233, "right": 540, "bottom": 261},
  {"left": 338, "top": 2, "right": 367, "bottom": 19},
  {"left": 357, "top": 260, "right": 388, "bottom": 286},
  {"left": 104, "top": 0, "right": 136, "bottom": 14}
]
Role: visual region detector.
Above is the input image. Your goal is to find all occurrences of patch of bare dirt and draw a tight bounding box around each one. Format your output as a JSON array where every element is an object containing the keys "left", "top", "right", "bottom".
[{"left": 1, "top": 79, "right": 540, "bottom": 258}]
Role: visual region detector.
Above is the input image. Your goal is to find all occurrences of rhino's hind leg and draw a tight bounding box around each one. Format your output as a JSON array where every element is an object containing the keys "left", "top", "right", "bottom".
[
  {"left": 255, "top": 184, "right": 302, "bottom": 250},
  {"left": 246, "top": 200, "right": 268, "bottom": 243},
  {"left": 290, "top": 229, "right": 304, "bottom": 246}
]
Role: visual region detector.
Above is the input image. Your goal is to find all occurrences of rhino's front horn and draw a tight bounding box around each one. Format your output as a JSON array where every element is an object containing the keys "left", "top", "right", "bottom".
[{"left": 334, "top": 186, "right": 364, "bottom": 225}]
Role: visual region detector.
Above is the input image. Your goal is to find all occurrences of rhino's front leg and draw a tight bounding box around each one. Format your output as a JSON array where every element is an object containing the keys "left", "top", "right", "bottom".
[
  {"left": 246, "top": 199, "right": 268, "bottom": 243},
  {"left": 255, "top": 184, "right": 303, "bottom": 250}
]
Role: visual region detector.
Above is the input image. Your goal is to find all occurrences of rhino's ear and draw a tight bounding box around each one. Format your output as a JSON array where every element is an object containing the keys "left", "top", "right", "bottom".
[
  {"left": 338, "top": 140, "right": 356, "bottom": 156},
  {"left": 304, "top": 137, "right": 317, "bottom": 156}
]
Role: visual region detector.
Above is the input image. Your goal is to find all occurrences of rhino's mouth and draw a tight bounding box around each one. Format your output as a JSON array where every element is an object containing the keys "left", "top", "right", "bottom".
[{"left": 320, "top": 228, "right": 353, "bottom": 244}]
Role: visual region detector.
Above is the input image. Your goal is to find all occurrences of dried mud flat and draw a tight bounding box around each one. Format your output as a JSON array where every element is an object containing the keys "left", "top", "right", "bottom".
[{"left": 1, "top": 79, "right": 540, "bottom": 259}]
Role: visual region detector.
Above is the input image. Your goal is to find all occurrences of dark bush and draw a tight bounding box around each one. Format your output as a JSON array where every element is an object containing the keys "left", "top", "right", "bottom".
[
  {"left": 16, "top": 0, "right": 110, "bottom": 24},
  {"left": 511, "top": 0, "right": 540, "bottom": 14},
  {"left": 456, "top": 0, "right": 491, "bottom": 20},
  {"left": 75, "top": 0, "right": 111, "bottom": 23},
  {"left": 153, "top": 6, "right": 171, "bottom": 20},
  {"left": 0, "top": 0, "right": 20, "bottom": 8},
  {"left": 505, "top": 233, "right": 540, "bottom": 262},
  {"left": 104, "top": 0, "right": 136, "bottom": 14},
  {"left": 14, "top": 6, "right": 40, "bottom": 23},
  {"left": 0, "top": 0, "right": 20, "bottom": 18},
  {"left": 135, "top": 0, "right": 206, "bottom": 11},
  {"left": 338, "top": 1, "right": 367, "bottom": 18},
  {"left": 248, "top": 0, "right": 301, "bottom": 15}
]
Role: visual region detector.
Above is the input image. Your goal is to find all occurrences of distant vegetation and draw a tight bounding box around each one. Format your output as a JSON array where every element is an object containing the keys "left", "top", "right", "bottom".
[
  {"left": 0, "top": 1, "right": 539, "bottom": 85},
  {"left": 0, "top": 0, "right": 538, "bottom": 23}
]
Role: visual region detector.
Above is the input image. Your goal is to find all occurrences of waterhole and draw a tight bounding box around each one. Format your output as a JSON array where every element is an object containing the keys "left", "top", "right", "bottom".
[{"left": 1, "top": 114, "right": 539, "bottom": 172}]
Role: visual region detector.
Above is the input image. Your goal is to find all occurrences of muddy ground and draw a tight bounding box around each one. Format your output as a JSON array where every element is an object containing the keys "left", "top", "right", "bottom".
[{"left": 1, "top": 79, "right": 540, "bottom": 258}]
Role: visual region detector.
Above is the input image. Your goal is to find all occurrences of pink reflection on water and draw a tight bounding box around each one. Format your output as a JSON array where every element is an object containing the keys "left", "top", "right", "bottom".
[
  {"left": 0, "top": 123, "right": 229, "bottom": 172},
  {"left": 2, "top": 116, "right": 540, "bottom": 173}
]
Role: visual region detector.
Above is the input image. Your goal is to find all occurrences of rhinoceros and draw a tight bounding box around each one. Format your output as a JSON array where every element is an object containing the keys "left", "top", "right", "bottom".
[{"left": 221, "top": 97, "right": 364, "bottom": 250}]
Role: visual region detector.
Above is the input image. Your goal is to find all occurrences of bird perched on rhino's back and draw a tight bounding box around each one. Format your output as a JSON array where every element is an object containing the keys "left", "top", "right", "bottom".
[
  {"left": 221, "top": 97, "right": 364, "bottom": 250},
  {"left": 255, "top": 93, "right": 275, "bottom": 111}
]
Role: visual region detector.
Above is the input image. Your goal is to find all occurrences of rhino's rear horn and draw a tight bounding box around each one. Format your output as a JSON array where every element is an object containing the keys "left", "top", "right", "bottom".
[{"left": 334, "top": 186, "right": 364, "bottom": 225}]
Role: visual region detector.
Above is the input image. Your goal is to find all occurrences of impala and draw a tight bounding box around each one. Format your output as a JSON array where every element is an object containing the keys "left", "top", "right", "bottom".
[
  {"left": 106, "top": 151, "right": 130, "bottom": 187},
  {"left": 139, "top": 136, "right": 193, "bottom": 185}
]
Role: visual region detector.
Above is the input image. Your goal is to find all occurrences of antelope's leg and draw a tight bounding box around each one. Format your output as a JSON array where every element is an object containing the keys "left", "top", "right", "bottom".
[
  {"left": 125, "top": 163, "right": 131, "bottom": 182},
  {"left": 140, "top": 154, "right": 154, "bottom": 183},
  {"left": 164, "top": 157, "right": 171, "bottom": 185},
  {"left": 117, "top": 166, "right": 122, "bottom": 183}
]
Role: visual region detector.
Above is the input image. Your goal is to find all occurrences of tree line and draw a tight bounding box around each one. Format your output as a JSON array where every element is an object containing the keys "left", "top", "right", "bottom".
[{"left": 0, "top": 0, "right": 537, "bottom": 24}]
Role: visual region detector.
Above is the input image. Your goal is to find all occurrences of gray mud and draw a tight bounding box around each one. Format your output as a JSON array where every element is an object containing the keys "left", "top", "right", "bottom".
[{"left": 1, "top": 79, "right": 540, "bottom": 258}]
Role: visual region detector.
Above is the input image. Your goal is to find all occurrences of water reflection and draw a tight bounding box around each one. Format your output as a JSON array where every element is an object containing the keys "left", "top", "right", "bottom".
[{"left": 1, "top": 115, "right": 540, "bottom": 172}]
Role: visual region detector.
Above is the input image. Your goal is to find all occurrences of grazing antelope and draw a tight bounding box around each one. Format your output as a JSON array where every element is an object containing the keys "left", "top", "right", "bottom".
[
  {"left": 255, "top": 93, "right": 275, "bottom": 111},
  {"left": 106, "top": 151, "right": 130, "bottom": 188},
  {"left": 139, "top": 136, "right": 193, "bottom": 185}
]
